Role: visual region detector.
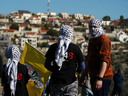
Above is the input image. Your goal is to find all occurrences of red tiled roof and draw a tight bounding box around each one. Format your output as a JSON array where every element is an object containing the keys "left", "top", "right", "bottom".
[
  {"left": 110, "top": 21, "right": 118, "bottom": 26},
  {"left": 49, "top": 40, "right": 57, "bottom": 43},
  {"left": 19, "top": 24, "right": 28, "bottom": 27},
  {"left": 82, "top": 20, "right": 89, "bottom": 23},
  {"left": 12, "top": 14, "right": 22, "bottom": 18},
  {"left": 4, "top": 29, "right": 15, "bottom": 32},
  {"left": 26, "top": 32, "right": 35, "bottom": 35},
  {"left": 61, "top": 18, "right": 73, "bottom": 21},
  {"left": 47, "top": 18, "right": 57, "bottom": 22},
  {"left": 36, "top": 33, "right": 45, "bottom": 35},
  {"left": 40, "top": 30, "right": 48, "bottom": 32}
]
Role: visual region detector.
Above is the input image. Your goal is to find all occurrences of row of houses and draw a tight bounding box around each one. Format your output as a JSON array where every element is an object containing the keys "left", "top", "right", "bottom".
[
  {"left": 0, "top": 10, "right": 122, "bottom": 27},
  {"left": 0, "top": 10, "right": 94, "bottom": 24},
  {"left": 0, "top": 25, "right": 87, "bottom": 51},
  {"left": 0, "top": 10, "right": 126, "bottom": 53},
  {"left": 0, "top": 26, "right": 120, "bottom": 54}
]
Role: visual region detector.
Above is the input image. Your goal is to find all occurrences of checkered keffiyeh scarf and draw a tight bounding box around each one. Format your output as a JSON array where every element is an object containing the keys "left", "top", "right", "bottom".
[
  {"left": 5, "top": 45, "right": 21, "bottom": 96},
  {"left": 89, "top": 18, "right": 105, "bottom": 38},
  {"left": 55, "top": 25, "right": 73, "bottom": 70}
]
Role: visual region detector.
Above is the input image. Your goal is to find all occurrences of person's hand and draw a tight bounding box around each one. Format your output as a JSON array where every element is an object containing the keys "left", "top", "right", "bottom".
[{"left": 94, "top": 80, "right": 102, "bottom": 91}]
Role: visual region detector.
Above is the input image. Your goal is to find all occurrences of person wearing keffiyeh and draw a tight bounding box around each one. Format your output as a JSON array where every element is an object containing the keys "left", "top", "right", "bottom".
[
  {"left": 55, "top": 25, "right": 73, "bottom": 70},
  {"left": 44, "top": 25, "right": 85, "bottom": 96},
  {"left": 79, "top": 18, "right": 113, "bottom": 96},
  {"left": 2, "top": 45, "right": 30, "bottom": 96}
]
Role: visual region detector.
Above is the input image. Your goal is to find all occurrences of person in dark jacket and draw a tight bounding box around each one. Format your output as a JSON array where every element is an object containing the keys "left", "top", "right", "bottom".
[
  {"left": 111, "top": 69, "right": 124, "bottom": 96},
  {"left": 2, "top": 45, "right": 30, "bottom": 96},
  {"left": 0, "top": 55, "right": 3, "bottom": 84}
]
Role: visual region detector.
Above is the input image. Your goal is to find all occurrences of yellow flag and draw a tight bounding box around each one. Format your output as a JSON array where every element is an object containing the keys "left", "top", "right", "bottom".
[{"left": 20, "top": 42, "right": 51, "bottom": 96}]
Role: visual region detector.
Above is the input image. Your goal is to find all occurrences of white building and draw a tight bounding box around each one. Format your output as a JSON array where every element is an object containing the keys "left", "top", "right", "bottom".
[
  {"left": 14, "top": 31, "right": 26, "bottom": 37},
  {"left": 10, "top": 14, "right": 24, "bottom": 23},
  {"left": 0, "top": 24, "right": 7, "bottom": 30},
  {"left": 102, "top": 21, "right": 111, "bottom": 26},
  {"left": 25, "top": 32, "right": 37, "bottom": 38},
  {"left": 2, "top": 29, "right": 15, "bottom": 38},
  {"left": 18, "top": 38, "right": 37, "bottom": 49},
  {"left": 83, "top": 15, "right": 95, "bottom": 20},
  {"left": 18, "top": 24, "right": 28, "bottom": 31},
  {"left": 0, "top": 15, "right": 9, "bottom": 23},
  {"left": 36, "top": 13, "right": 48, "bottom": 19},
  {"left": 49, "top": 12, "right": 57, "bottom": 16},
  {"left": 59, "top": 12, "right": 69, "bottom": 18},
  {"left": 0, "top": 36, "right": 13, "bottom": 46},
  {"left": 29, "top": 16, "right": 42, "bottom": 24},
  {"left": 73, "top": 13, "right": 84, "bottom": 20},
  {"left": 19, "top": 10, "right": 32, "bottom": 20}
]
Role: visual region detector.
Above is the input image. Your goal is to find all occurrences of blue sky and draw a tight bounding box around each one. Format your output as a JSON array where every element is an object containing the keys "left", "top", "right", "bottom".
[{"left": 0, "top": 0, "right": 128, "bottom": 21}]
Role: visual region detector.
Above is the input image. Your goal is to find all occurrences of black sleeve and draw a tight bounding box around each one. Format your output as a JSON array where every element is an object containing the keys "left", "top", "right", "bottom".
[{"left": 0, "top": 55, "right": 3, "bottom": 78}]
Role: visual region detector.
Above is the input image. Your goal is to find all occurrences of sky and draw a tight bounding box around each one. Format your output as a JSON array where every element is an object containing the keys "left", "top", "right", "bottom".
[{"left": 0, "top": 0, "right": 128, "bottom": 21}]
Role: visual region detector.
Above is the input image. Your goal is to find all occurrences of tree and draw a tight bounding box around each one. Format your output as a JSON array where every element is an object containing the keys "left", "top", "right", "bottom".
[
  {"left": 118, "top": 15, "right": 128, "bottom": 28},
  {"left": 37, "top": 43, "right": 42, "bottom": 47},
  {"left": 32, "top": 13, "right": 35, "bottom": 16},
  {"left": 44, "top": 24, "right": 49, "bottom": 30},
  {"left": 10, "top": 23, "right": 18, "bottom": 30},
  {"left": 14, "top": 34, "right": 18, "bottom": 38},
  {"left": 120, "top": 15, "right": 125, "bottom": 21},
  {"left": 55, "top": 24, "right": 59, "bottom": 28},
  {"left": 124, "top": 68, "right": 128, "bottom": 76},
  {"left": 41, "top": 42, "right": 48, "bottom": 48},
  {"left": 47, "top": 29, "right": 59, "bottom": 37},
  {"left": 118, "top": 20, "right": 128, "bottom": 28},
  {"left": 25, "top": 26, "right": 32, "bottom": 31},
  {"left": 102, "top": 16, "right": 111, "bottom": 21}
]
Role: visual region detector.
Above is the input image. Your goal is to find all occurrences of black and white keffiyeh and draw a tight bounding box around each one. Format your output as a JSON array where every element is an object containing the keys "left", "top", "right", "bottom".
[
  {"left": 89, "top": 18, "right": 105, "bottom": 38},
  {"left": 5, "top": 45, "right": 21, "bottom": 96},
  {"left": 55, "top": 25, "right": 73, "bottom": 70}
]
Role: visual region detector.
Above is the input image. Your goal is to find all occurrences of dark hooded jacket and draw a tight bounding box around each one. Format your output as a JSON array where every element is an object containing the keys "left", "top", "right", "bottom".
[{"left": 113, "top": 72, "right": 123, "bottom": 87}]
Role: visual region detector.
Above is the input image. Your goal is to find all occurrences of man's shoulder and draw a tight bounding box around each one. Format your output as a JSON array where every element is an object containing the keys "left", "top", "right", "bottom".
[
  {"left": 50, "top": 43, "right": 57, "bottom": 47},
  {"left": 18, "top": 62, "right": 26, "bottom": 69},
  {"left": 100, "top": 34, "right": 111, "bottom": 43},
  {"left": 69, "top": 43, "right": 79, "bottom": 48}
]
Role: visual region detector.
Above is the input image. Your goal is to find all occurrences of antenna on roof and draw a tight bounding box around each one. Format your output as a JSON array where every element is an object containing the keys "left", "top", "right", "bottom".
[{"left": 47, "top": 0, "right": 50, "bottom": 15}]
